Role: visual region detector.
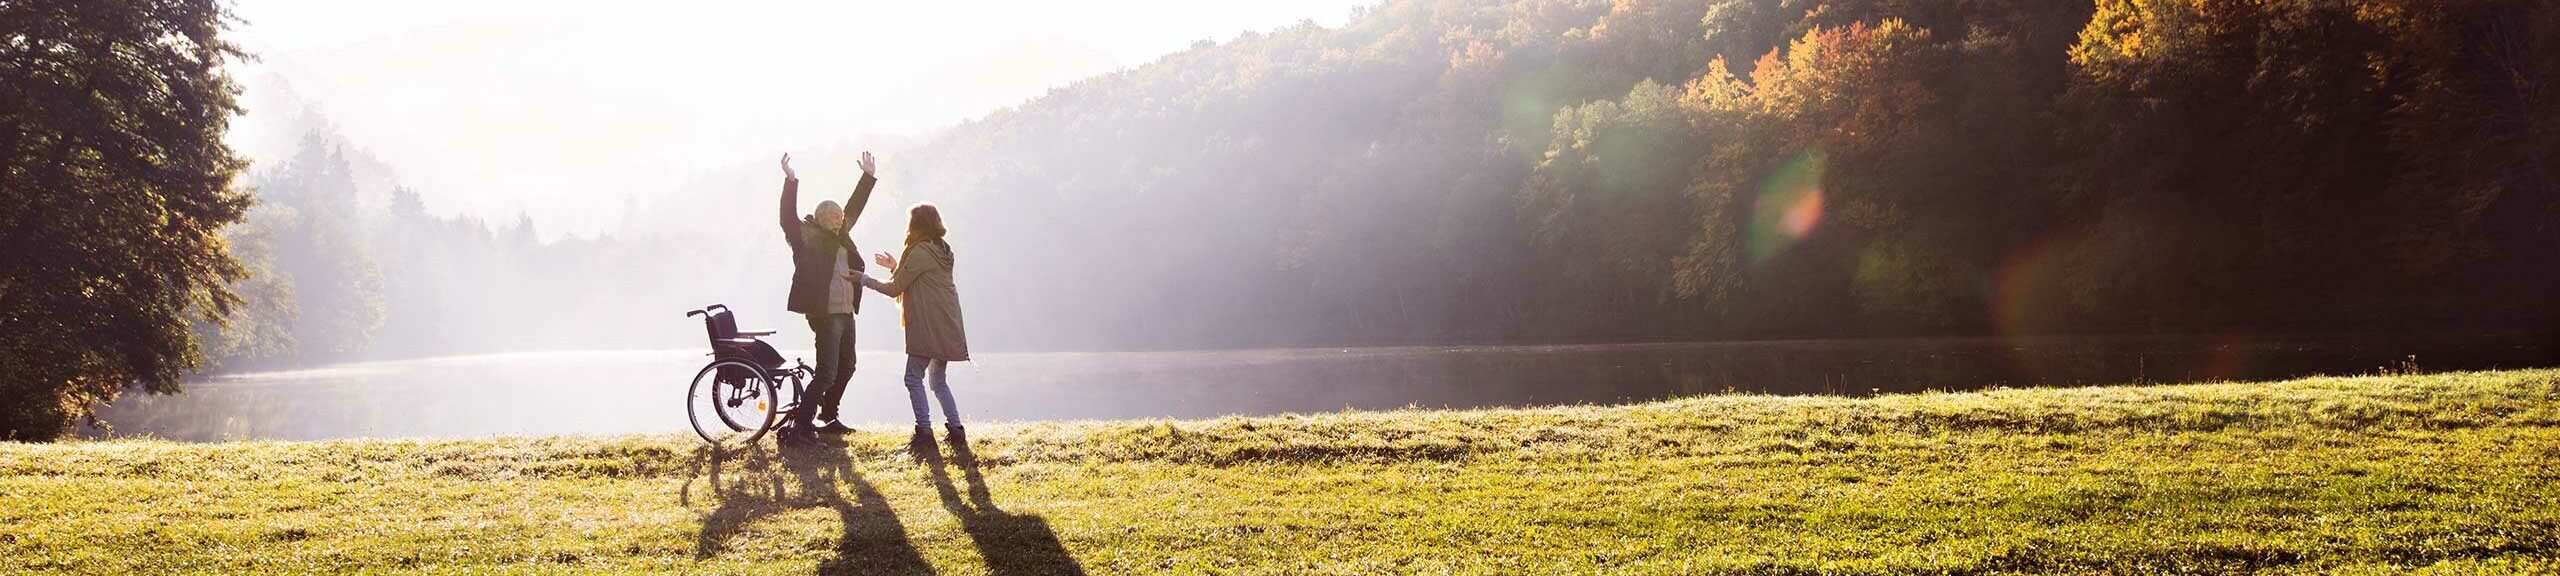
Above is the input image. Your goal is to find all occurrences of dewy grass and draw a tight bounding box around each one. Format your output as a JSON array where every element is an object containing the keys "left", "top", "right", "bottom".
[{"left": 4, "top": 370, "right": 2557, "bottom": 574}]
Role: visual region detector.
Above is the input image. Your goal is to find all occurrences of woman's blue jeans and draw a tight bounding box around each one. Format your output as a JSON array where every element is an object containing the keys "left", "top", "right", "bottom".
[{"left": 903, "top": 355, "right": 960, "bottom": 427}]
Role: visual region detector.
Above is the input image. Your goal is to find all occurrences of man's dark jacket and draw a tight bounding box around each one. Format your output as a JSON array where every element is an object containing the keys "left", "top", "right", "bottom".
[{"left": 778, "top": 173, "right": 877, "bottom": 315}]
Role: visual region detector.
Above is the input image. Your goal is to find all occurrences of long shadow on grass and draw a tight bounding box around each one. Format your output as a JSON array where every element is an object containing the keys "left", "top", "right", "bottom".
[
  {"left": 685, "top": 444, "right": 788, "bottom": 559},
  {"left": 922, "top": 433, "right": 1087, "bottom": 576},
  {"left": 792, "top": 437, "right": 938, "bottom": 575},
  {"left": 685, "top": 439, "right": 937, "bottom": 575}
]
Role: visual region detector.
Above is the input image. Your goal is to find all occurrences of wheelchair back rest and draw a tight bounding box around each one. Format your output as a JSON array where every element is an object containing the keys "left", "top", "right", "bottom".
[
  {"left": 702, "top": 308, "right": 740, "bottom": 343},
  {"left": 698, "top": 305, "right": 785, "bottom": 377}
]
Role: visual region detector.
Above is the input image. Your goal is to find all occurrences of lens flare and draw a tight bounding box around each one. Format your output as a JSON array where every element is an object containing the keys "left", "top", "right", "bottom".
[
  {"left": 1748, "top": 150, "right": 1826, "bottom": 264},
  {"left": 1992, "top": 233, "right": 2074, "bottom": 339},
  {"left": 2198, "top": 336, "right": 2252, "bottom": 382}
]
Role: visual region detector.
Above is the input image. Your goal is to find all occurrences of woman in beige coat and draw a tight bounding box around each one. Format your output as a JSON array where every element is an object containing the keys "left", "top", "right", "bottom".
[{"left": 857, "top": 203, "right": 970, "bottom": 438}]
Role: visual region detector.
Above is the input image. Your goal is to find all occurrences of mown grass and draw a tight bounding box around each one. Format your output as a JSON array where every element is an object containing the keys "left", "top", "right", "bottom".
[{"left": 3, "top": 369, "right": 2557, "bottom": 575}]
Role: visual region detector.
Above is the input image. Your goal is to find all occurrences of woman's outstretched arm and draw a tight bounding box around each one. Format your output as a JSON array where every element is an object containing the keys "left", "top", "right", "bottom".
[{"left": 856, "top": 249, "right": 925, "bottom": 297}]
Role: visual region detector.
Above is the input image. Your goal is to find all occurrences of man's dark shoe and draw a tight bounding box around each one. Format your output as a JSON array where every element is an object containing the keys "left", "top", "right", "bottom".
[
  {"left": 815, "top": 420, "right": 855, "bottom": 435},
  {"left": 784, "top": 405, "right": 817, "bottom": 431},
  {"left": 944, "top": 424, "right": 966, "bottom": 443}
]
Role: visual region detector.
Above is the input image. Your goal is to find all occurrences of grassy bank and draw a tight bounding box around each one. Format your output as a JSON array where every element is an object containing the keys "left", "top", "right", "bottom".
[{"left": 4, "top": 370, "right": 2558, "bottom": 575}]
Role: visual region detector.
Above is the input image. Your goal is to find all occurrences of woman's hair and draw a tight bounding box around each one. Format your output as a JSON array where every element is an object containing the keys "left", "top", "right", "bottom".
[{"left": 904, "top": 203, "right": 946, "bottom": 247}]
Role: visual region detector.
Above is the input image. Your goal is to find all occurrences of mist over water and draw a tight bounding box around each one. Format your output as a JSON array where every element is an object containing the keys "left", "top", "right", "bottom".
[{"left": 94, "top": 334, "right": 2556, "bottom": 441}]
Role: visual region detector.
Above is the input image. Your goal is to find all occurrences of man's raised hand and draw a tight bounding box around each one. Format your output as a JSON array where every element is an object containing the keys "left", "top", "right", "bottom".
[
  {"left": 780, "top": 153, "right": 797, "bottom": 181},
  {"left": 858, "top": 151, "right": 877, "bottom": 177}
]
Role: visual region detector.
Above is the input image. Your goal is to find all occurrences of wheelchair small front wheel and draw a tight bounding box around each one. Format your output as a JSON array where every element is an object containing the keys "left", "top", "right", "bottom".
[{"left": 687, "top": 359, "right": 779, "bottom": 446}]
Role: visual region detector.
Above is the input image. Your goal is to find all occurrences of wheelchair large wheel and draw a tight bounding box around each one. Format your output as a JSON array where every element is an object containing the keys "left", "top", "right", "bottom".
[{"left": 688, "top": 359, "right": 779, "bottom": 446}]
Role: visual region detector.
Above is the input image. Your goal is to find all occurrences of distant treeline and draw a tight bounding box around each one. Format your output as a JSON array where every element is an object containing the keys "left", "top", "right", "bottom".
[
  {"left": 200, "top": 129, "right": 763, "bottom": 369},
  {"left": 886, "top": 0, "right": 2558, "bottom": 349}
]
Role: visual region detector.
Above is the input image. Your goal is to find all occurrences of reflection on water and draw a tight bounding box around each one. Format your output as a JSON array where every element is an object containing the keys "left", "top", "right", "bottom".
[{"left": 86, "top": 334, "right": 2557, "bottom": 441}]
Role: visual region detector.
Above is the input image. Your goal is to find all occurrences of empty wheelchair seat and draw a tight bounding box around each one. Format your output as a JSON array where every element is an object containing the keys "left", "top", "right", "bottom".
[{"left": 695, "top": 305, "right": 789, "bottom": 378}]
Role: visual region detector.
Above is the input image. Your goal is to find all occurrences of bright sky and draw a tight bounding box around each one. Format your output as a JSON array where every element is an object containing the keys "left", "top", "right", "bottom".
[{"left": 222, "top": 0, "right": 1371, "bottom": 237}]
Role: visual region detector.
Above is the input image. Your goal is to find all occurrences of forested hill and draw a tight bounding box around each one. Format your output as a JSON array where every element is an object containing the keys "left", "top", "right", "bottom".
[{"left": 883, "top": 0, "right": 2558, "bottom": 350}]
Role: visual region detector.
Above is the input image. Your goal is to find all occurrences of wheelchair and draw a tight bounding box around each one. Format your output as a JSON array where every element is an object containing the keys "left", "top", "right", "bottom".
[{"left": 684, "top": 304, "right": 811, "bottom": 446}]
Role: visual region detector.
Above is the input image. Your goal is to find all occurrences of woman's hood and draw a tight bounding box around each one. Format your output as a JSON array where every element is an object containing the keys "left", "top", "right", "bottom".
[{"left": 911, "top": 239, "right": 953, "bottom": 268}]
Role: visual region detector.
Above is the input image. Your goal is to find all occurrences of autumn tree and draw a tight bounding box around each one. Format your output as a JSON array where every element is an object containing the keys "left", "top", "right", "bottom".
[{"left": 0, "top": 0, "right": 252, "bottom": 440}]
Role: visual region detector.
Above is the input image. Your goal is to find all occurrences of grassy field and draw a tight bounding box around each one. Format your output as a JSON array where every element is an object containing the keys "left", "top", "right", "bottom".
[{"left": 3, "top": 370, "right": 2557, "bottom": 575}]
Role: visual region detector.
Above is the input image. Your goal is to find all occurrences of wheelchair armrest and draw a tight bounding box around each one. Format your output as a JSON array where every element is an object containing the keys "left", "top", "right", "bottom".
[
  {"left": 736, "top": 330, "right": 777, "bottom": 337},
  {"left": 717, "top": 338, "right": 762, "bottom": 345}
]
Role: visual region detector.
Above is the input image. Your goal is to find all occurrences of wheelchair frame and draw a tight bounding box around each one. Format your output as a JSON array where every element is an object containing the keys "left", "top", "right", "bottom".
[{"left": 684, "top": 304, "right": 812, "bottom": 446}]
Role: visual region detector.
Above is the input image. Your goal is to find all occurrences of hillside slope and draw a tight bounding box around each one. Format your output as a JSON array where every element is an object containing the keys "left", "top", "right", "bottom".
[{"left": 885, "top": 0, "right": 2559, "bottom": 350}]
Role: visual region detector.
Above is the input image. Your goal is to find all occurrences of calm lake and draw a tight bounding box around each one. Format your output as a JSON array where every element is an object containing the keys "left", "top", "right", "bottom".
[{"left": 87, "top": 334, "right": 2557, "bottom": 441}]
